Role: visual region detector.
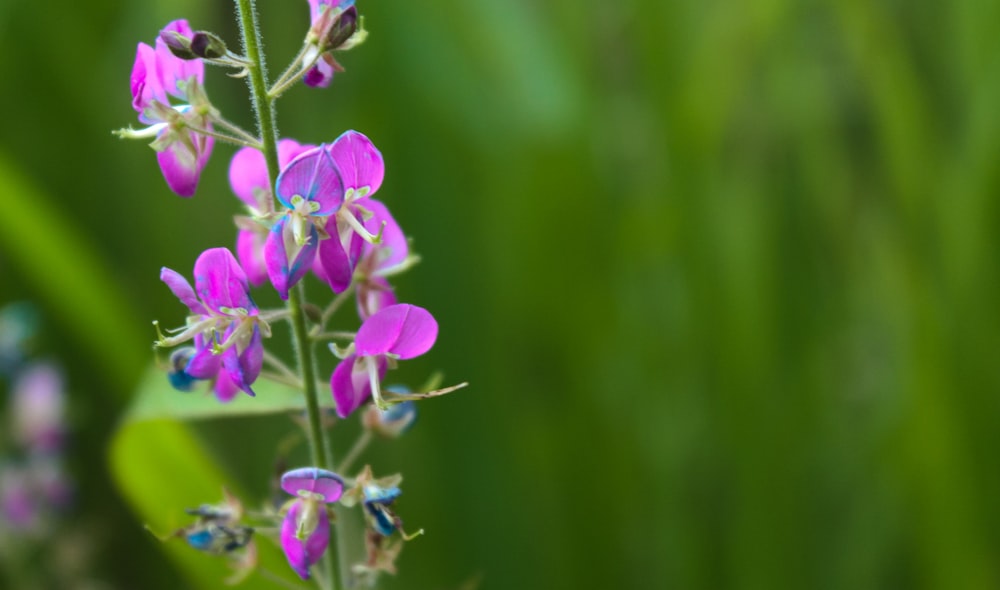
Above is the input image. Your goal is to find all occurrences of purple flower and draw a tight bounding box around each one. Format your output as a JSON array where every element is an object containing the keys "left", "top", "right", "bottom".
[
  {"left": 229, "top": 139, "right": 315, "bottom": 286},
  {"left": 129, "top": 20, "right": 216, "bottom": 197},
  {"left": 279, "top": 467, "right": 345, "bottom": 579},
  {"left": 312, "top": 130, "right": 390, "bottom": 294},
  {"left": 331, "top": 304, "right": 438, "bottom": 417},
  {"left": 265, "top": 143, "right": 346, "bottom": 299},
  {"left": 158, "top": 248, "right": 266, "bottom": 397}
]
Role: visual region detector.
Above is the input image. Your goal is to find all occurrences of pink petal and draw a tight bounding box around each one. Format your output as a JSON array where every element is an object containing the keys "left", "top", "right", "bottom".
[
  {"left": 275, "top": 146, "right": 344, "bottom": 214},
  {"left": 281, "top": 468, "right": 345, "bottom": 502},
  {"left": 314, "top": 218, "right": 363, "bottom": 294},
  {"left": 160, "top": 267, "right": 207, "bottom": 315},
  {"left": 356, "top": 276, "right": 397, "bottom": 321},
  {"left": 355, "top": 304, "right": 438, "bottom": 360},
  {"left": 280, "top": 500, "right": 330, "bottom": 580},
  {"left": 236, "top": 228, "right": 268, "bottom": 287},
  {"left": 362, "top": 199, "right": 407, "bottom": 271},
  {"left": 213, "top": 369, "right": 240, "bottom": 403},
  {"left": 131, "top": 43, "right": 162, "bottom": 120},
  {"left": 228, "top": 146, "right": 269, "bottom": 208},
  {"left": 193, "top": 248, "right": 253, "bottom": 314},
  {"left": 264, "top": 217, "right": 318, "bottom": 300},
  {"left": 304, "top": 56, "right": 335, "bottom": 88},
  {"left": 328, "top": 130, "right": 384, "bottom": 194},
  {"left": 185, "top": 343, "right": 221, "bottom": 380},
  {"left": 330, "top": 355, "right": 386, "bottom": 418}
]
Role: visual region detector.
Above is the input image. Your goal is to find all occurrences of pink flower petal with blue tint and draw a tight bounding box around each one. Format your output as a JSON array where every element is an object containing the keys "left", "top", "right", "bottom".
[
  {"left": 160, "top": 267, "right": 207, "bottom": 315},
  {"left": 281, "top": 468, "right": 345, "bottom": 502},
  {"left": 264, "top": 217, "right": 319, "bottom": 300},
  {"left": 355, "top": 304, "right": 438, "bottom": 360},
  {"left": 330, "top": 354, "right": 386, "bottom": 418},
  {"left": 229, "top": 139, "right": 312, "bottom": 209},
  {"left": 275, "top": 146, "right": 344, "bottom": 214},
  {"left": 280, "top": 499, "right": 330, "bottom": 580},
  {"left": 194, "top": 248, "right": 254, "bottom": 314},
  {"left": 328, "top": 130, "right": 384, "bottom": 194}
]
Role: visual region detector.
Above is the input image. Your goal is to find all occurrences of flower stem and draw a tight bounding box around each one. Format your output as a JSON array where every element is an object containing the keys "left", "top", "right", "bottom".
[{"left": 234, "top": 1, "right": 344, "bottom": 588}]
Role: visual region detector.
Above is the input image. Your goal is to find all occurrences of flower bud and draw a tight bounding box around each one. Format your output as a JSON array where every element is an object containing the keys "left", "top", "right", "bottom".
[
  {"left": 325, "top": 7, "right": 358, "bottom": 49},
  {"left": 160, "top": 29, "right": 198, "bottom": 60},
  {"left": 160, "top": 29, "right": 228, "bottom": 60},
  {"left": 190, "top": 32, "right": 228, "bottom": 60}
]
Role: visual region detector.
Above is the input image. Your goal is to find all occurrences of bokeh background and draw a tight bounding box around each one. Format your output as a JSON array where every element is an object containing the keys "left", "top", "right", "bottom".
[{"left": 2, "top": 0, "right": 1000, "bottom": 588}]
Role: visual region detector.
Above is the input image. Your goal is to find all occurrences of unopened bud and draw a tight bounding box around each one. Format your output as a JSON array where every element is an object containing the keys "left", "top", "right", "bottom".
[
  {"left": 160, "top": 30, "right": 198, "bottom": 60},
  {"left": 325, "top": 6, "right": 359, "bottom": 49},
  {"left": 190, "top": 32, "right": 228, "bottom": 60}
]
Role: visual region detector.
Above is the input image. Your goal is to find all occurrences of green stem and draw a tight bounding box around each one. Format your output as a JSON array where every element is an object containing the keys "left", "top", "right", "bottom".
[
  {"left": 234, "top": 2, "right": 344, "bottom": 588},
  {"left": 235, "top": 0, "right": 281, "bottom": 211}
]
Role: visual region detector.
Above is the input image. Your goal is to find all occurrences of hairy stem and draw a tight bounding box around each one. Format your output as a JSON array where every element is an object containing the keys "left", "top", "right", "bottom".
[{"left": 234, "top": 1, "right": 344, "bottom": 588}]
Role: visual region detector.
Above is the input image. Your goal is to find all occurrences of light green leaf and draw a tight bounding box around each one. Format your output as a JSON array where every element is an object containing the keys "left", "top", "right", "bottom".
[{"left": 127, "top": 365, "right": 338, "bottom": 421}]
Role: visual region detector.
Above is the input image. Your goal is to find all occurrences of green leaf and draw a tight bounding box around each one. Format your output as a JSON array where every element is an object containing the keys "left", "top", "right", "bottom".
[{"left": 128, "top": 365, "right": 338, "bottom": 421}]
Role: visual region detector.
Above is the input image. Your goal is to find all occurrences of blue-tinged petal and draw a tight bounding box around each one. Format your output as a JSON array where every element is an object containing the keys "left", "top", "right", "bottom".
[
  {"left": 275, "top": 146, "right": 344, "bottom": 214},
  {"left": 281, "top": 468, "right": 345, "bottom": 502}
]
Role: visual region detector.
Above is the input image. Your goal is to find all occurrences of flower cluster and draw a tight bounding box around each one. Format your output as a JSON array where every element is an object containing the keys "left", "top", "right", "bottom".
[{"left": 120, "top": 2, "right": 462, "bottom": 585}]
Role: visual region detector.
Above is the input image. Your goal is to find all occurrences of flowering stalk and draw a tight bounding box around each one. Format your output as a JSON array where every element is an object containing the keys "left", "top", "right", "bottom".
[{"left": 235, "top": 1, "right": 341, "bottom": 588}]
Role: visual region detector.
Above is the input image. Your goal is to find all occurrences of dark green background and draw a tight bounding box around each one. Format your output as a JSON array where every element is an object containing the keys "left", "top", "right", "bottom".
[{"left": 2, "top": 0, "right": 1000, "bottom": 588}]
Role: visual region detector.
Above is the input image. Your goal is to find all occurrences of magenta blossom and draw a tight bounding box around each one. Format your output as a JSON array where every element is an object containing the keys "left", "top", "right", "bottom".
[
  {"left": 279, "top": 467, "right": 345, "bottom": 579},
  {"left": 229, "top": 139, "right": 315, "bottom": 286},
  {"left": 312, "top": 130, "right": 390, "bottom": 294},
  {"left": 157, "top": 248, "right": 267, "bottom": 397},
  {"left": 331, "top": 304, "right": 438, "bottom": 417},
  {"left": 10, "top": 363, "right": 65, "bottom": 453},
  {"left": 264, "top": 143, "right": 346, "bottom": 299},
  {"left": 128, "top": 20, "right": 215, "bottom": 196}
]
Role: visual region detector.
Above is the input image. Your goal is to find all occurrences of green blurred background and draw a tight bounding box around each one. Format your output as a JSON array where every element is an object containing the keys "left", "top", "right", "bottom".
[{"left": 2, "top": 0, "right": 1000, "bottom": 588}]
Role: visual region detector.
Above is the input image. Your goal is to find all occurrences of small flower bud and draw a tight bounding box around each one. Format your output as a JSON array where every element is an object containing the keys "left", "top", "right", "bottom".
[
  {"left": 190, "top": 32, "right": 228, "bottom": 60},
  {"left": 325, "top": 7, "right": 358, "bottom": 49},
  {"left": 160, "top": 29, "right": 198, "bottom": 60}
]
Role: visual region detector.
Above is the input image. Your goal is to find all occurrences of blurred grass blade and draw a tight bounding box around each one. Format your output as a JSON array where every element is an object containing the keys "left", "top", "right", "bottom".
[{"left": 0, "top": 152, "right": 147, "bottom": 394}]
